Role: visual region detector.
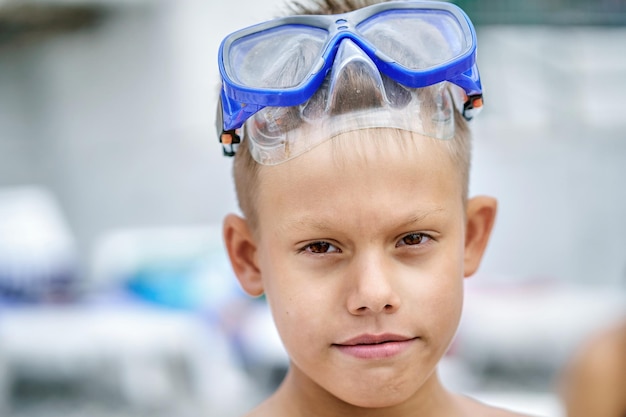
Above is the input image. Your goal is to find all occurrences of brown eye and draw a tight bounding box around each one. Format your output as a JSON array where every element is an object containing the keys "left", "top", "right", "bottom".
[
  {"left": 305, "top": 241, "right": 339, "bottom": 254},
  {"left": 399, "top": 233, "right": 430, "bottom": 246}
]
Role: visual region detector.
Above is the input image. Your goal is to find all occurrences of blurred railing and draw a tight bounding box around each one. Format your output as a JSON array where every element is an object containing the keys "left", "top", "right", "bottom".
[{"left": 453, "top": 0, "right": 626, "bottom": 25}]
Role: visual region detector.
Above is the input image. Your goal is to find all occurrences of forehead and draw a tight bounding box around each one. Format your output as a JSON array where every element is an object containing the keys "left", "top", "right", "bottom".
[{"left": 255, "top": 129, "right": 464, "bottom": 231}]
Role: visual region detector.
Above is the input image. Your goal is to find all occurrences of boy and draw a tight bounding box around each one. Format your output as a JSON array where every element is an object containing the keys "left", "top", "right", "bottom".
[{"left": 217, "top": 0, "right": 529, "bottom": 415}]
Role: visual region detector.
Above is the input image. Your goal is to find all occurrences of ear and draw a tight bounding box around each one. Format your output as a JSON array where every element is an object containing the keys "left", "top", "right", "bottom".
[
  {"left": 223, "top": 214, "right": 264, "bottom": 297},
  {"left": 464, "top": 196, "right": 498, "bottom": 277}
]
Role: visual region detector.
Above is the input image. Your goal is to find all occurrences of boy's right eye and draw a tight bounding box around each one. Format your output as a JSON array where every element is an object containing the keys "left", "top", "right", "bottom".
[{"left": 301, "top": 241, "right": 341, "bottom": 254}]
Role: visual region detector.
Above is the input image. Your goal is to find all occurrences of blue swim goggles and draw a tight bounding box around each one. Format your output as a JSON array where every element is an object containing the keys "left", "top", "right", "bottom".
[{"left": 217, "top": 1, "right": 484, "bottom": 162}]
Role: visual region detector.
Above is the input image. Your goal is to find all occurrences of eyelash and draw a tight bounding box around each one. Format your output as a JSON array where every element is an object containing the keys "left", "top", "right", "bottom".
[
  {"left": 396, "top": 232, "right": 433, "bottom": 248},
  {"left": 299, "top": 241, "right": 341, "bottom": 255},
  {"left": 298, "top": 232, "right": 434, "bottom": 255}
]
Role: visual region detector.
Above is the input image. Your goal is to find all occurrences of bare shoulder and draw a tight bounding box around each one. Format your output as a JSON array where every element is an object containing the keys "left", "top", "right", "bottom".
[
  {"left": 562, "top": 321, "right": 626, "bottom": 395},
  {"left": 456, "top": 394, "right": 538, "bottom": 417},
  {"left": 559, "top": 321, "right": 626, "bottom": 415},
  {"left": 571, "top": 322, "right": 626, "bottom": 373}
]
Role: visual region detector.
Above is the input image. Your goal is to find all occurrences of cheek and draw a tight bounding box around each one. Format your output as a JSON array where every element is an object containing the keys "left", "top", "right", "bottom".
[
  {"left": 434, "top": 289, "right": 464, "bottom": 344},
  {"left": 257, "top": 249, "right": 333, "bottom": 348},
  {"left": 410, "top": 246, "right": 465, "bottom": 335},
  {"left": 266, "top": 291, "right": 332, "bottom": 362},
  {"left": 426, "top": 279, "right": 464, "bottom": 330}
]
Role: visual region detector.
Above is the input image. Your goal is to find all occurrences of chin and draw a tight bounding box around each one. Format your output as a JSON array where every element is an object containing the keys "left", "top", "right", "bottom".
[{"left": 335, "top": 384, "right": 415, "bottom": 409}]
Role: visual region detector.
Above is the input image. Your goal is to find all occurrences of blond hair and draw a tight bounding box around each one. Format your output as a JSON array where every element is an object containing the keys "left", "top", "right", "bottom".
[{"left": 231, "top": 0, "right": 472, "bottom": 229}]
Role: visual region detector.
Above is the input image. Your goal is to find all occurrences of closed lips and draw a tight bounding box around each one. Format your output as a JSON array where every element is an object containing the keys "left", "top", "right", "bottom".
[{"left": 335, "top": 333, "right": 415, "bottom": 346}]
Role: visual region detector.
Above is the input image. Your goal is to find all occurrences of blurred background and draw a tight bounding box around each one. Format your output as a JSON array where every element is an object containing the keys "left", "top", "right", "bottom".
[{"left": 0, "top": 0, "right": 625, "bottom": 416}]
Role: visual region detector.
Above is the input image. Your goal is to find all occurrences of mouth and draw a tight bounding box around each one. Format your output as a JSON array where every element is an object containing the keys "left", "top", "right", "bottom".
[
  {"left": 337, "top": 333, "right": 414, "bottom": 346},
  {"left": 333, "top": 333, "right": 418, "bottom": 359}
]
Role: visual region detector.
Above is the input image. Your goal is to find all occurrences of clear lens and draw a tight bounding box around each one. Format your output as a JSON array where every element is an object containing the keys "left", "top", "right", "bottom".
[
  {"left": 227, "top": 25, "right": 327, "bottom": 88},
  {"left": 357, "top": 10, "right": 469, "bottom": 70},
  {"left": 246, "top": 40, "right": 456, "bottom": 166},
  {"left": 247, "top": 83, "right": 455, "bottom": 166}
]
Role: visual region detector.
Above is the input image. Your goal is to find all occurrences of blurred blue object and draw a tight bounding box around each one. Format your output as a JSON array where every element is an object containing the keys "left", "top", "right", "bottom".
[
  {"left": 126, "top": 259, "right": 202, "bottom": 310},
  {"left": 91, "top": 225, "right": 243, "bottom": 314},
  {"left": 0, "top": 186, "right": 78, "bottom": 303}
]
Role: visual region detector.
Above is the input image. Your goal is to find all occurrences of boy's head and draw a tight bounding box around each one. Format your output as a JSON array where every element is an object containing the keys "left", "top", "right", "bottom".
[
  {"left": 224, "top": 1, "right": 483, "bottom": 228},
  {"left": 219, "top": 0, "right": 497, "bottom": 411}
]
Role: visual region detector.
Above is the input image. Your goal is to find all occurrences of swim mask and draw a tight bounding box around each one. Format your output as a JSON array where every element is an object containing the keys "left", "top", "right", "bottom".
[{"left": 216, "top": 0, "right": 483, "bottom": 165}]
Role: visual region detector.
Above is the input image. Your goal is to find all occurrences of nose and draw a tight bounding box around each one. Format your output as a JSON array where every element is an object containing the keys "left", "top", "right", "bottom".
[{"left": 345, "top": 250, "right": 401, "bottom": 316}]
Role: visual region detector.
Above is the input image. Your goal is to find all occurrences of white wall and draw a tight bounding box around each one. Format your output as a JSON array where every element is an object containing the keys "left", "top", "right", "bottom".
[{"left": 471, "top": 26, "right": 626, "bottom": 286}]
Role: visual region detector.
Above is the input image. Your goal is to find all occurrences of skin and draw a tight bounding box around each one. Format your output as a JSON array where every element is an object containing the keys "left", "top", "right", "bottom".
[
  {"left": 224, "top": 130, "right": 525, "bottom": 417},
  {"left": 560, "top": 321, "right": 626, "bottom": 417}
]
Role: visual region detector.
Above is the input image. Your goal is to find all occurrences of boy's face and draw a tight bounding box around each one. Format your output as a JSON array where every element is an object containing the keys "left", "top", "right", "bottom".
[{"left": 225, "top": 131, "right": 496, "bottom": 409}]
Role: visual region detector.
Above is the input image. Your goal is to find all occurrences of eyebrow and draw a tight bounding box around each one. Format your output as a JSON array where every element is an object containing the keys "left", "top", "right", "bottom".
[
  {"left": 281, "top": 207, "right": 446, "bottom": 235},
  {"left": 281, "top": 216, "right": 336, "bottom": 234},
  {"left": 396, "top": 207, "right": 446, "bottom": 229}
]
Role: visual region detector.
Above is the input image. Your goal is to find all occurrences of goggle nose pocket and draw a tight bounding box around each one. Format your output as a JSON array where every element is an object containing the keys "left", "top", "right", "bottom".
[{"left": 326, "top": 39, "right": 386, "bottom": 113}]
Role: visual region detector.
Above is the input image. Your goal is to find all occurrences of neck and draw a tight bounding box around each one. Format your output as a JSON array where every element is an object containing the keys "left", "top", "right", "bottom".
[{"left": 268, "top": 363, "right": 460, "bottom": 417}]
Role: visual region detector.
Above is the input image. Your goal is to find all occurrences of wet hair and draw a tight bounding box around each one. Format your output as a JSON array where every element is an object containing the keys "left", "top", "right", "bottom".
[{"left": 230, "top": 0, "right": 472, "bottom": 229}]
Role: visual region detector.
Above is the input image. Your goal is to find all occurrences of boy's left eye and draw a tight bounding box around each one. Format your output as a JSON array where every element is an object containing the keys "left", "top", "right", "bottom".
[{"left": 397, "top": 233, "right": 431, "bottom": 247}]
